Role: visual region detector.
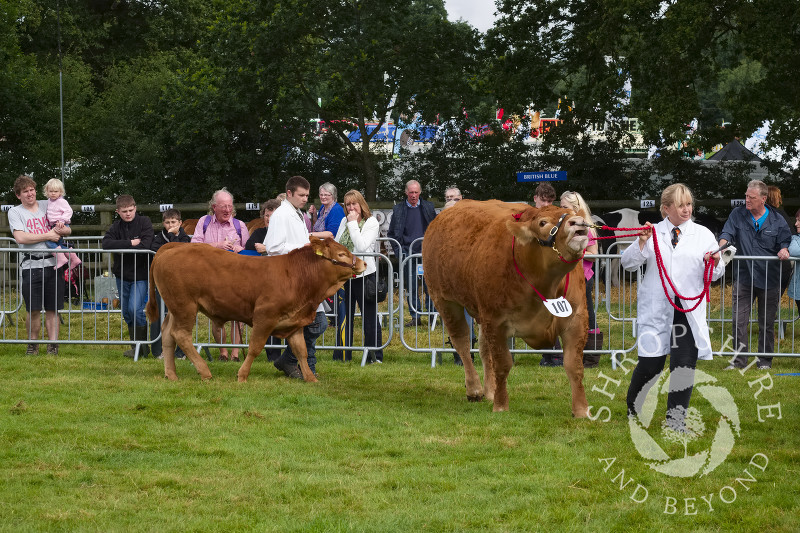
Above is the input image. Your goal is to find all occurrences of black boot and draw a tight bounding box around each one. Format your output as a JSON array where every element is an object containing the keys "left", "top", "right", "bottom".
[
  {"left": 135, "top": 325, "right": 150, "bottom": 358},
  {"left": 454, "top": 352, "right": 464, "bottom": 366},
  {"left": 583, "top": 332, "right": 603, "bottom": 368},
  {"left": 123, "top": 324, "right": 136, "bottom": 358},
  {"left": 550, "top": 339, "right": 564, "bottom": 367}
]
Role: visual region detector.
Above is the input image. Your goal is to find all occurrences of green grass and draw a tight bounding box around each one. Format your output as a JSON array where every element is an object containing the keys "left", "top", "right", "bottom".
[{"left": 1, "top": 341, "right": 798, "bottom": 532}]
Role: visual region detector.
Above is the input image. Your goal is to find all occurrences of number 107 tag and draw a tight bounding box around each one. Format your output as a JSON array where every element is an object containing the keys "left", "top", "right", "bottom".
[{"left": 543, "top": 297, "right": 572, "bottom": 317}]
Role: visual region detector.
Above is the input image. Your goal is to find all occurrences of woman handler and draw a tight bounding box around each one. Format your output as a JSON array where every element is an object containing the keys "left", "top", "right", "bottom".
[{"left": 621, "top": 184, "right": 725, "bottom": 427}]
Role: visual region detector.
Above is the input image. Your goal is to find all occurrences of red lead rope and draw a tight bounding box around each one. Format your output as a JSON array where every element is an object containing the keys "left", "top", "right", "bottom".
[{"left": 598, "top": 225, "right": 715, "bottom": 314}]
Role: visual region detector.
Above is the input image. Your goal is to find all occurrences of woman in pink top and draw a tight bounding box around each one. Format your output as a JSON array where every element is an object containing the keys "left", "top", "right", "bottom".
[
  {"left": 43, "top": 178, "right": 72, "bottom": 249},
  {"left": 560, "top": 190, "right": 602, "bottom": 367}
]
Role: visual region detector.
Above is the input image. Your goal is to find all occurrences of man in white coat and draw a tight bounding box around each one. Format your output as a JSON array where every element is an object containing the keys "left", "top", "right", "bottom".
[{"left": 621, "top": 184, "right": 725, "bottom": 428}]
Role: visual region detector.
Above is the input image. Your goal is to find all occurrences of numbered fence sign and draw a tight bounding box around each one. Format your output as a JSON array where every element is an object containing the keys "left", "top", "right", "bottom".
[
  {"left": 81, "top": 205, "right": 95, "bottom": 213},
  {"left": 1, "top": 205, "right": 12, "bottom": 212},
  {"left": 731, "top": 199, "right": 745, "bottom": 207},
  {"left": 160, "top": 204, "right": 174, "bottom": 212},
  {"left": 246, "top": 202, "right": 259, "bottom": 211},
  {"left": 416, "top": 264, "right": 424, "bottom": 276},
  {"left": 640, "top": 199, "right": 655, "bottom": 209}
]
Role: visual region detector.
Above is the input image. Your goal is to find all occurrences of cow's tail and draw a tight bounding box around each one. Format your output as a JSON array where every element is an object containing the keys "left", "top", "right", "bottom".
[{"left": 144, "top": 258, "right": 158, "bottom": 323}]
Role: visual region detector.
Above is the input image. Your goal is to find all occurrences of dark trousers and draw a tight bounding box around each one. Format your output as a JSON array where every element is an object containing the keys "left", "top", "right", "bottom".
[
  {"left": 403, "top": 249, "right": 433, "bottom": 320},
  {"left": 333, "top": 274, "right": 383, "bottom": 361},
  {"left": 627, "top": 300, "right": 698, "bottom": 420},
  {"left": 731, "top": 281, "right": 779, "bottom": 367},
  {"left": 277, "top": 311, "right": 327, "bottom": 372}
]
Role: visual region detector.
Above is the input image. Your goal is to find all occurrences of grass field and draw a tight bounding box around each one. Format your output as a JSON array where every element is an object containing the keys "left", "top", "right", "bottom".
[{"left": 1, "top": 337, "right": 798, "bottom": 532}]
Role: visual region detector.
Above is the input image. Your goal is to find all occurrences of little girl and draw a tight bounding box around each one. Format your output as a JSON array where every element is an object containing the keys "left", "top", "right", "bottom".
[{"left": 44, "top": 178, "right": 72, "bottom": 249}]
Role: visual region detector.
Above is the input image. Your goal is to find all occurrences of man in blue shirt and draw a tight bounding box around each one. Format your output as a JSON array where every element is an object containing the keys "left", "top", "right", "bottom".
[
  {"left": 388, "top": 180, "right": 437, "bottom": 326},
  {"left": 719, "top": 180, "right": 791, "bottom": 370}
]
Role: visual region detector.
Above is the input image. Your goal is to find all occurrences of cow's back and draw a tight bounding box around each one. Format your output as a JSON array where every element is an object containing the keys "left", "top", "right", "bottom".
[{"left": 423, "top": 200, "right": 530, "bottom": 315}]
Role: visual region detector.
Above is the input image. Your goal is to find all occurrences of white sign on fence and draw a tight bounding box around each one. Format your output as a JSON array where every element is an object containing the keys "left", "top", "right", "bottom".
[
  {"left": 640, "top": 199, "right": 655, "bottom": 209},
  {"left": 731, "top": 199, "right": 745, "bottom": 207},
  {"left": 1, "top": 205, "right": 11, "bottom": 212},
  {"left": 81, "top": 205, "right": 95, "bottom": 213},
  {"left": 246, "top": 202, "right": 259, "bottom": 211},
  {"left": 159, "top": 204, "right": 174, "bottom": 212}
]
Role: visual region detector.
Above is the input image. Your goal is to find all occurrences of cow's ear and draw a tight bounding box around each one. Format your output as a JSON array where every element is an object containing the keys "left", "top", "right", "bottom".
[
  {"left": 506, "top": 208, "right": 538, "bottom": 245},
  {"left": 309, "top": 236, "right": 325, "bottom": 256}
]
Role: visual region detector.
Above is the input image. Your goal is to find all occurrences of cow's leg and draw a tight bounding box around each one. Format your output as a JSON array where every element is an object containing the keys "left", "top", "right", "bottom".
[
  {"left": 478, "top": 330, "right": 496, "bottom": 403},
  {"left": 287, "top": 330, "right": 318, "bottom": 383},
  {"left": 483, "top": 323, "right": 513, "bottom": 412},
  {"left": 562, "top": 326, "right": 589, "bottom": 418},
  {"left": 237, "top": 322, "right": 274, "bottom": 383},
  {"left": 439, "top": 301, "right": 483, "bottom": 401},
  {"left": 173, "top": 315, "right": 212, "bottom": 380},
  {"left": 161, "top": 313, "right": 178, "bottom": 381}
]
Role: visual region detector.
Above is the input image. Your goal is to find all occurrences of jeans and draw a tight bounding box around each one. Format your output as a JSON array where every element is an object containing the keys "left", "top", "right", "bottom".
[
  {"left": 115, "top": 278, "right": 148, "bottom": 328},
  {"left": 279, "top": 311, "right": 327, "bottom": 371},
  {"left": 333, "top": 274, "right": 383, "bottom": 362},
  {"left": 731, "top": 281, "right": 779, "bottom": 367}
]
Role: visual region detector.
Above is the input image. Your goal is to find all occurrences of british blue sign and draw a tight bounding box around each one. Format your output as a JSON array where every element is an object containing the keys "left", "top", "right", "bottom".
[{"left": 516, "top": 171, "right": 567, "bottom": 182}]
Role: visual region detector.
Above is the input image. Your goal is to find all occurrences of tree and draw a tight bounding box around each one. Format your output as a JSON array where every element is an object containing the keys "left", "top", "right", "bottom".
[{"left": 218, "top": 0, "right": 482, "bottom": 201}]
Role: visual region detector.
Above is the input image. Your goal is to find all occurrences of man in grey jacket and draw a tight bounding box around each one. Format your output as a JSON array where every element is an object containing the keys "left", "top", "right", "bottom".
[{"left": 719, "top": 179, "right": 791, "bottom": 370}]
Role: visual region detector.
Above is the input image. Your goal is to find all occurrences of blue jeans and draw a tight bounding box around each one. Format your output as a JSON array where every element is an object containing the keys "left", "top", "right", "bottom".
[
  {"left": 115, "top": 278, "right": 148, "bottom": 328},
  {"left": 280, "top": 311, "right": 327, "bottom": 371}
]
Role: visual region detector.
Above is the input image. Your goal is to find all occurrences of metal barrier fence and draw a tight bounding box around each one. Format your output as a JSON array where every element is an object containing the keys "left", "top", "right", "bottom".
[
  {"left": 397, "top": 249, "right": 800, "bottom": 367},
  {"left": 0, "top": 243, "right": 398, "bottom": 367},
  {"left": 3, "top": 239, "right": 800, "bottom": 369}
]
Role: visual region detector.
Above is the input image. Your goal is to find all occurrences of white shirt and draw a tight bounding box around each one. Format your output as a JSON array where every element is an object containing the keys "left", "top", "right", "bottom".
[
  {"left": 334, "top": 216, "right": 380, "bottom": 278},
  {"left": 264, "top": 200, "right": 310, "bottom": 256},
  {"left": 264, "top": 200, "right": 323, "bottom": 312},
  {"left": 621, "top": 218, "right": 726, "bottom": 359}
]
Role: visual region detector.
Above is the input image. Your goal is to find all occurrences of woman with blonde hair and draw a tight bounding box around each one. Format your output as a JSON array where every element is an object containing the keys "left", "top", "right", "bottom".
[
  {"left": 621, "top": 183, "right": 725, "bottom": 428},
  {"left": 560, "top": 190, "right": 601, "bottom": 367},
  {"left": 333, "top": 190, "right": 383, "bottom": 363}
]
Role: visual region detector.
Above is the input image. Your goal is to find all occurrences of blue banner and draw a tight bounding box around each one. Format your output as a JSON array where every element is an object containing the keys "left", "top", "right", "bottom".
[{"left": 516, "top": 171, "right": 567, "bottom": 182}]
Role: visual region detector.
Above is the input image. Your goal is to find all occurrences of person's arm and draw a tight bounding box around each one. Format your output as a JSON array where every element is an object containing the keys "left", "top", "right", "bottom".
[
  {"left": 102, "top": 222, "right": 130, "bottom": 250},
  {"left": 190, "top": 216, "right": 209, "bottom": 244},
  {"left": 348, "top": 217, "right": 380, "bottom": 253},
  {"left": 136, "top": 217, "right": 154, "bottom": 249},
  {"left": 620, "top": 223, "right": 652, "bottom": 270},
  {"left": 13, "top": 229, "right": 60, "bottom": 245},
  {"left": 264, "top": 214, "right": 288, "bottom": 256}
]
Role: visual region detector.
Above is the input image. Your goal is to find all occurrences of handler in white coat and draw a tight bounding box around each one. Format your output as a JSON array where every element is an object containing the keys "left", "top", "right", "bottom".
[{"left": 622, "top": 184, "right": 726, "bottom": 426}]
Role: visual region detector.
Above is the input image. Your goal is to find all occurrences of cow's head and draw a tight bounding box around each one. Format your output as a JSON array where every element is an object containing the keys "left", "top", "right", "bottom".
[
  {"left": 309, "top": 236, "right": 368, "bottom": 277},
  {"left": 507, "top": 206, "right": 590, "bottom": 261}
]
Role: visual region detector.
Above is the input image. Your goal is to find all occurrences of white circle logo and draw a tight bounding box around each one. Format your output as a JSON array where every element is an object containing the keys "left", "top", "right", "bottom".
[{"left": 628, "top": 368, "right": 741, "bottom": 478}]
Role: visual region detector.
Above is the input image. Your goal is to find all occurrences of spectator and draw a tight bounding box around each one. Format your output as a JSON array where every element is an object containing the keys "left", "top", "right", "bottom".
[
  {"left": 8, "top": 175, "right": 70, "bottom": 355},
  {"left": 444, "top": 186, "right": 463, "bottom": 204},
  {"left": 149, "top": 208, "right": 191, "bottom": 359},
  {"left": 192, "top": 188, "right": 250, "bottom": 361},
  {"left": 102, "top": 194, "right": 154, "bottom": 358},
  {"left": 622, "top": 184, "right": 725, "bottom": 428},
  {"left": 42, "top": 178, "right": 71, "bottom": 249},
  {"left": 719, "top": 179, "right": 792, "bottom": 370},
  {"left": 245, "top": 199, "right": 281, "bottom": 254},
  {"left": 561, "top": 190, "right": 602, "bottom": 367},
  {"left": 786, "top": 209, "right": 800, "bottom": 319},
  {"left": 387, "top": 179, "right": 437, "bottom": 326},
  {"left": 533, "top": 182, "right": 556, "bottom": 208},
  {"left": 311, "top": 182, "right": 345, "bottom": 239},
  {"left": 265, "top": 175, "right": 328, "bottom": 378},
  {"left": 332, "top": 190, "right": 383, "bottom": 363}
]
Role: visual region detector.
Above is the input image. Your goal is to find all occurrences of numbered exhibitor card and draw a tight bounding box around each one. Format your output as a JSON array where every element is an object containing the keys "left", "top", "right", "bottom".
[{"left": 544, "top": 297, "right": 572, "bottom": 317}]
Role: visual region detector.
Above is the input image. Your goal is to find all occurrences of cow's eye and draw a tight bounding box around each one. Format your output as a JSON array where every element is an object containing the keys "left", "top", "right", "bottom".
[{"left": 539, "top": 220, "right": 548, "bottom": 227}]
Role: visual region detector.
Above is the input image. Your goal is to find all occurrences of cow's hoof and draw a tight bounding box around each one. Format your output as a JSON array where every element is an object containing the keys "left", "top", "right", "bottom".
[
  {"left": 466, "top": 394, "right": 484, "bottom": 402},
  {"left": 237, "top": 376, "right": 248, "bottom": 383},
  {"left": 164, "top": 374, "right": 178, "bottom": 381}
]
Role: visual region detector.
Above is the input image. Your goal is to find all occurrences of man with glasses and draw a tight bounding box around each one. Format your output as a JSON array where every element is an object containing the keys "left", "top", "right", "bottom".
[
  {"left": 192, "top": 188, "right": 250, "bottom": 361},
  {"left": 719, "top": 179, "right": 791, "bottom": 370}
]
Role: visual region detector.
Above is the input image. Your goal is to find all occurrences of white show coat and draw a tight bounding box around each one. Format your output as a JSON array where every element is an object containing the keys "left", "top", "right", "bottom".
[
  {"left": 621, "top": 218, "right": 726, "bottom": 359},
  {"left": 334, "top": 216, "right": 379, "bottom": 278}
]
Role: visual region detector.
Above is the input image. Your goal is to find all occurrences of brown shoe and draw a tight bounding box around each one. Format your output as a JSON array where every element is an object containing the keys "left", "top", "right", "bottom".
[
  {"left": 25, "top": 344, "right": 38, "bottom": 355},
  {"left": 46, "top": 344, "right": 59, "bottom": 356}
]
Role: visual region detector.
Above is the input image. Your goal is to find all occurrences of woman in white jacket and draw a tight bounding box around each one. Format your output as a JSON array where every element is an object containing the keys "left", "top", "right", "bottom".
[
  {"left": 333, "top": 190, "right": 383, "bottom": 363},
  {"left": 622, "top": 184, "right": 725, "bottom": 426}
]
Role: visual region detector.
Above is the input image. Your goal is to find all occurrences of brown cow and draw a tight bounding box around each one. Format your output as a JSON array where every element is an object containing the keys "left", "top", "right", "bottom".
[
  {"left": 422, "top": 200, "right": 591, "bottom": 415},
  {"left": 145, "top": 237, "right": 366, "bottom": 382}
]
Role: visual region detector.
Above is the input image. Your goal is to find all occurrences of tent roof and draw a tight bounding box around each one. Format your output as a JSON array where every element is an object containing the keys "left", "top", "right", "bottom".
[{"left": 708, "top": 140, "right": 763, "bottom": 162}]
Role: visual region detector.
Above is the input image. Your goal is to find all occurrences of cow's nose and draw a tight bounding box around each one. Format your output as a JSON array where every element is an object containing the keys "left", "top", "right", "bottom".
[{"left": 567, "top": 216, "right": 586, "bottom": 227}]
